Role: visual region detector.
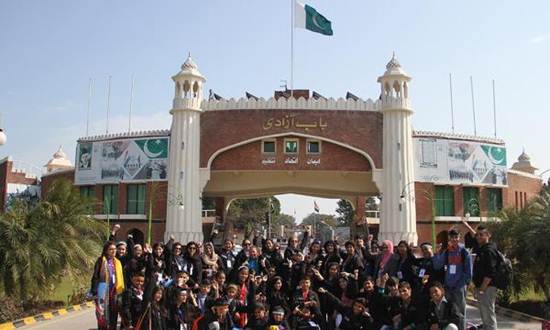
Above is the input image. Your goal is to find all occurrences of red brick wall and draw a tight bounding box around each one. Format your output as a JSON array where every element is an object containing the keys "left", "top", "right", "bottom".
[
  {"left": 505, "top": 172, "right": 542, "bottom": 210},
  {"left": 200, "top": 109, "right": 383, "bottom": 169},
  {"left": 211, "top": 137, "right": 371, "bottom": 171},
  {"left": 111, "top": 221, "right": 166, "bottom": 245},
  {"left": 41, "top": 169, "right": 75, "bottom": 198}
]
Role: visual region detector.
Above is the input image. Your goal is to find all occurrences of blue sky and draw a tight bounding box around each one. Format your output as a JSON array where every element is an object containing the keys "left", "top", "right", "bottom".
[{"left": 1, "top": 1, "right": 549, "bottom": 221}]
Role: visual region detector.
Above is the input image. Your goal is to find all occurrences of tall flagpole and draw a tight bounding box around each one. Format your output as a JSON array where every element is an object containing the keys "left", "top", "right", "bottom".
[
  {"left": 449, "top": 73, "right": 455, "bottom": 134},
  {"left": 290, "top": 0, "right": 294, "bottom": 98},
  {"left": 492, "top": 79, "right": 497, "bottom": 138},
  {"left": 129, "top": 74, "right": 135, "bottom": 133},
  {"left": 86, "top": 78, "right": 93, "bottom": 137},
  {"left": 470, "top": 76, "right": 477, "bottom": 136},
  {"left": 106, "top": 75, "right": 112, "bottom": 134}
]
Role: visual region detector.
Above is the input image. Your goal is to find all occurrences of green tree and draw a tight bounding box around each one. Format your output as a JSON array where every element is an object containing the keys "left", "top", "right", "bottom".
[
  {"left": 488, "top": 190, "right": 550, "bottom": 302},
  {"left": 335, "top": 197, "right": 380, "bottom": 227},
  {"left": 0, "top": 179, "right": 106, "bottom": 301},
  {"left": 271, "top": 213, "right": 296, "bottom": 236},
  {"left": 228, "top": 196, "right": 281, "bottom": 238},
  {"left": 302, "top": 213, "right": 336, "bottom": 240},
  {"left": 335, "top": 200, "right": 354, "bottom": 227}
]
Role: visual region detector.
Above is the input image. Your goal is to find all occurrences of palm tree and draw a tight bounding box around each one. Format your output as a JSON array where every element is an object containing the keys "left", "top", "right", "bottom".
[{"left": 0, "top": 179, "right": 106, "bottom": 301}]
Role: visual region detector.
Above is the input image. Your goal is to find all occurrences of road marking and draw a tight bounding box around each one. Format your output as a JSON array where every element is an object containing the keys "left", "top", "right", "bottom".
[{"left": 18, "top": 310, "right": 93, "bottom": 329}]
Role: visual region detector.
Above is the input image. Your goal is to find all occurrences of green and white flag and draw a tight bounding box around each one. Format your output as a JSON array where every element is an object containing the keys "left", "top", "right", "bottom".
[{"left": 294, "top": 1, "right": 333, "bottom": 36}]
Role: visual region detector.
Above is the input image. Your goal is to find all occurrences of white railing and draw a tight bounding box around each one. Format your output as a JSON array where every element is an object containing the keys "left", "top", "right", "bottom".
[
  {"left": 365, "top": 210, "right": 380, "bottom": 218},
  {"left": 202, "top": 209, "right": 216, "bottom": 217}
]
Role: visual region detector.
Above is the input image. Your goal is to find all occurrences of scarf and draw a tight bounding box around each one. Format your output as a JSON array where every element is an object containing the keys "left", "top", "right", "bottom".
[
  {"left": 102, "top": 256, "right": 125, "bottom": 295},
  {"left": 379, "top": 240, "right": 394, "bottom": 271},
  {"left": 202, "top": 244, "right": 220, "bottom": 267}
]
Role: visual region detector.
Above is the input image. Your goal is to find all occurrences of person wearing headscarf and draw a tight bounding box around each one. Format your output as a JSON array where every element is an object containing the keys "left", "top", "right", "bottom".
[
  {"left": 374, "top": 240, "right": 399, "bottom": 279},
  {"left": 202, "top": 242, "right": 221, "bottom": 279}
]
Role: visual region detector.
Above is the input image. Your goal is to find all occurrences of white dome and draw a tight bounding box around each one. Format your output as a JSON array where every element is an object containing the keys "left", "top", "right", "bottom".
[
  {"left": 45, "top": 146, "right": 73, "bottom": 172},
  {"left": 382, "top": 52, "right": 409, "bottom": 77},
  {"left": 172, "top": 53, "right": 205, "bottom": 80}
]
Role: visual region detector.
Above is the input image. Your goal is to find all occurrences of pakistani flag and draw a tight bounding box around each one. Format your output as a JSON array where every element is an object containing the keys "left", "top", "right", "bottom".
[{"left": 294, "top": 1, "right": 333, "bottom": 36}]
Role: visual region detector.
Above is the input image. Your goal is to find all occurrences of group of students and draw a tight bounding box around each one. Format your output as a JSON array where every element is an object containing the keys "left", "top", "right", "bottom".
[{"left": 89, "top": 222, "right": 503, "bottom": 330}]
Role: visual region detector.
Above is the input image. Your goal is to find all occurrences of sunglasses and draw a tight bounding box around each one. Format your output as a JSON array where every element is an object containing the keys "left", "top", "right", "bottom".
[
  {"left": 188, "top": 246, "right": 197, "bottom": 250},
  {"left": 243, "top": 243, "right": 251, "bottom": 246}
]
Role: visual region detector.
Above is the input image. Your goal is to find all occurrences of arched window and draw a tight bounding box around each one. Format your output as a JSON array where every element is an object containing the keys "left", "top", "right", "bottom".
[
  {"left": 193, "top": 81, "right": 199, "bottom": 97},
  {"left": 127, "top": 228, "right": 145, "bottom": 245},
  {"left": 393, "top": 81, "right": 401, "bottom": 97},
  {"left": 183, "top": 80, "right": 191, "bottom": 98},
  {"left": 384, "top": 82, "right": 391, "bottom": 96}
]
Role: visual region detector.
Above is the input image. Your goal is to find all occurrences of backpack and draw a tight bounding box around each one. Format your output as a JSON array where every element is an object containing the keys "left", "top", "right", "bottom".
[{"left": 493, "top": 250, "right": 513, "bottom": 290}]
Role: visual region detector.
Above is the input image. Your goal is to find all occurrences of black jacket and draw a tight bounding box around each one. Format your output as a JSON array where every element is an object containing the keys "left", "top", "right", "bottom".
[
  {"left": 120, "top": 286, "right": 146, "bottom": 327},
  {"left": 321, "top": 290, "right": 374, "bottom": 330},
  {"left": 473, "top": 242, "right": 499, "bottom": 288},
  {"left": 427, "top": 298, "right": 461, "bottom": 328}
]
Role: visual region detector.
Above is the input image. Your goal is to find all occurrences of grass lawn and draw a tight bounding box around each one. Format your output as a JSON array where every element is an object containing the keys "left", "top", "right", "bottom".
[{"left": 50, "top": 277, "right": 88, "bottom": 305}]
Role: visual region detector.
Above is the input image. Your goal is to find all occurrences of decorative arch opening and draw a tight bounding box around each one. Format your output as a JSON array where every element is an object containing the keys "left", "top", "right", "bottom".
[
  {"left": 127, "top": 228, "right": 145, "bottom": 245},
  {"left": 193, "top": 81, "right": 199, "bottom": 97},
  {"left": 206, "top": 132, "right": 378, "bottom": 171},
  {"left": 183, "top": 80, "right": 191, "bottom": 98},
  {"left": 175, "top": 81, "right": 181, "bottom": 97},
  {"left": 384, "top": 82, "right": 391, "bottom": 96},
  {"left": 393, "top": 81, "right": 401, "bottom": 97}
]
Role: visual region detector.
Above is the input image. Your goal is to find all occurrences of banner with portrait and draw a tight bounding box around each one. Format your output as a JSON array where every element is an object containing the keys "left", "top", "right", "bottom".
[
  {"left": 414, "top": 137, "right": 507, "bottom": 186},
  {"left": 75, "top": 136, "right": 169, "bottom": 185}
]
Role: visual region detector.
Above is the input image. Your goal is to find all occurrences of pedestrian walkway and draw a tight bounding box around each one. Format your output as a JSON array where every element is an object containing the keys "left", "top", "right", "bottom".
[{"left": 15, "top": 304, "right": 541, "bottom": 330}]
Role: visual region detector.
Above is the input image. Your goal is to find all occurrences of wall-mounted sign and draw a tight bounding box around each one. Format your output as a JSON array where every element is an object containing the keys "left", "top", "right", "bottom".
[
  {"left": 307, "top": 158, "right": 321, "bottom": 166},
  {"left": 261, "top": 158, "right": 276, "bottom": 165},
  {"left": 414, "top": 137, "right": 507, "bottom": 186},
  {"left": 284, "top": 157, "right": 299, "bottom": 164},
  {"left": 263, "top": 114, "right": 327, "bottom": 131},
  {"left": 75, "top": 137, "right": 169, "bottom": 184}
]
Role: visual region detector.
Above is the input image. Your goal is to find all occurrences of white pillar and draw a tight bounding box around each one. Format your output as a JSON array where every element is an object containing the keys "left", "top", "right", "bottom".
[
  {"left": 165, "top": 54, "right": 205, "bottom": 244},
  {"left": 377, "top": 54, "right": 418, "bottom": 244}
]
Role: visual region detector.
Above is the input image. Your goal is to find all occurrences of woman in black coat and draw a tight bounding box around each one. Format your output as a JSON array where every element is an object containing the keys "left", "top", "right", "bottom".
[{"left": 182, "top": 241, "right": 203, "bottom": 283}]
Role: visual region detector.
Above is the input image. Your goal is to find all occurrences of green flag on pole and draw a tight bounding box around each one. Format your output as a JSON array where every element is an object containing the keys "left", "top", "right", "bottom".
[{"left": 294, "top": 1, "right": 333, "bottom": 36}]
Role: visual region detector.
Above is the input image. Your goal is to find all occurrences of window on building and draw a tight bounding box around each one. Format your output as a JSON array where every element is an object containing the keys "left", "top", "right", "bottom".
[
  {"left": 487, "top": 188, "right": 503, "bottom": 214},
  {"left": 80, "top": 186, "right": 95, "bottom": 198},
  {"left": 284, "top": 139, "right": 298, "bottom": 154},
  {"left": 434, "top": 186, "right": 454, "bottom": 216},
  {"left": 463, "top": 187, "right": 480, "bottom": 216},
  {"left": 307, "top": 140, "right": 321, "bottom": 154},
  {"left": 103, "top": 185, "right": 119, "bottom": 214},
  {"left": 127, "top": 184, "right": 146, "bottom": 214},
  {"left": 262, "top": 140, "right": 276, "bottom": 154}
]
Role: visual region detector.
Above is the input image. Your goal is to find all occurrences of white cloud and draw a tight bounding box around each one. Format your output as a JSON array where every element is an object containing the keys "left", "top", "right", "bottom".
[{"left": 529, "top": 33, "right": 550, "bottom": 44}]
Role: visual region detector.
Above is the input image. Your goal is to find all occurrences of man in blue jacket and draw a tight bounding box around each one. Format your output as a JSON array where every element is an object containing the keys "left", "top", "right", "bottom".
[{"left": 433, "top": 229, "right": 472, "bottom": 330}]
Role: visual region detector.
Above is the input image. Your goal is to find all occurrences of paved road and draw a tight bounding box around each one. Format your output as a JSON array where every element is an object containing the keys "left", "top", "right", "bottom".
[{"left": 19, "top": 305, "right": 541, "bottom": 330}]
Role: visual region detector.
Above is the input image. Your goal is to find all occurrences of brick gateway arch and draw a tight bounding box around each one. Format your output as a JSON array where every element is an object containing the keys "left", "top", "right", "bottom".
[{"left": 166, "top": 54, "right": 417, "bottom": 244}]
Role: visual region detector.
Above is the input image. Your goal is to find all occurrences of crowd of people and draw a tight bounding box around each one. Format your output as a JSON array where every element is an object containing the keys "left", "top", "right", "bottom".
[{"left": 89, "top": 222, "right": 504, "bottom": 330}]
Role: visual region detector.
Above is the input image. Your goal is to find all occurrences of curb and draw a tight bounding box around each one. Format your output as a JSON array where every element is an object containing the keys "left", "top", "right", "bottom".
[
  {"left": 0, "top": 301, "right": 94, "bottom": 329},
  {"left": 467, "top": 297, "right": 549, "bottom": 324}
]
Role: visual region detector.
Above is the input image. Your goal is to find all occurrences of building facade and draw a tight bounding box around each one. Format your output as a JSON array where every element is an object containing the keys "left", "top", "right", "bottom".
[{"left": 35, "top": 54, "right": 542, "bottom": 245}]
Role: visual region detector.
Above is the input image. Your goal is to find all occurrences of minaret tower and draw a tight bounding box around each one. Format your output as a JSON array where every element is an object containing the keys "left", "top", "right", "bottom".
[
  {"left": 377, "top": 53, "right": 418, "bottom": 244},
  {"left": 165, "top": 54, "right": 205, "bottom": 243}
]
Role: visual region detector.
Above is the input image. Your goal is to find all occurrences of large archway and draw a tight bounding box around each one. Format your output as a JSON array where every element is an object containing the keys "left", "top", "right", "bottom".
[{"left": 201, "top": 133, "right": 380, "bottom": 240}]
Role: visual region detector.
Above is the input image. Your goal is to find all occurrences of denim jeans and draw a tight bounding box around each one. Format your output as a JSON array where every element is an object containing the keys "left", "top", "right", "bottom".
[
  {"left": 475, "top": 286, "right": 498, "bottom": 330},
  {"left": 445, "top": 286, "right": 466, "bottom": 330}
]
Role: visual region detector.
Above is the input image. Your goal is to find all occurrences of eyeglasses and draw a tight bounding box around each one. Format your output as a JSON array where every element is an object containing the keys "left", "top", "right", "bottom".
[
  {"left": 188, "top": 246, "right": 197, "bottom": 250},
  {"left": 379, "top": 245, "right": 388, "bottom": 250},
  {"left": 174, "top": 247, "right": 182, "bottom": 250},
  {"left": 243, "top": 242, "right": 251, "bottom": 246}
]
